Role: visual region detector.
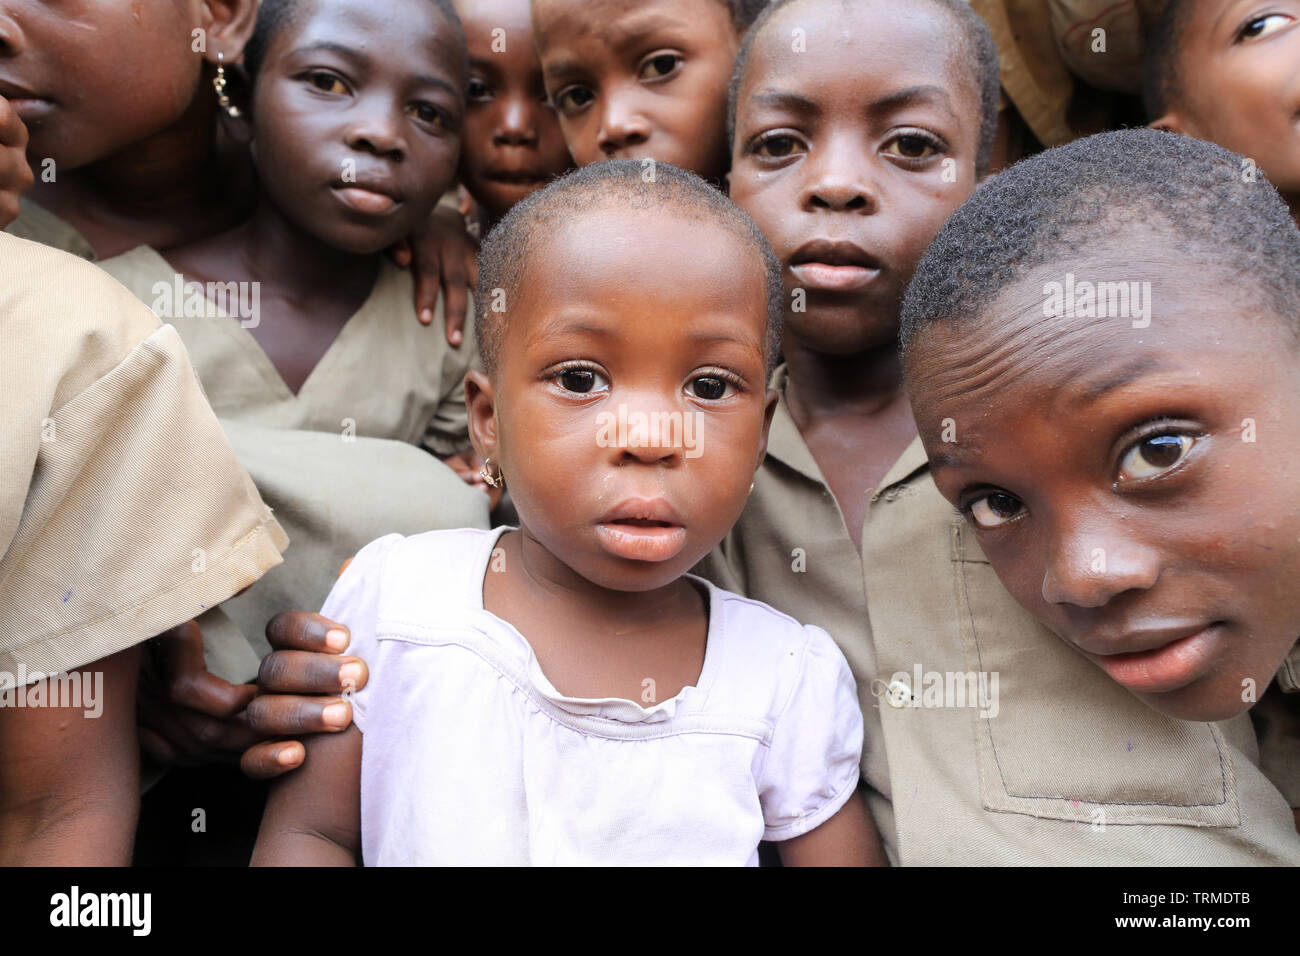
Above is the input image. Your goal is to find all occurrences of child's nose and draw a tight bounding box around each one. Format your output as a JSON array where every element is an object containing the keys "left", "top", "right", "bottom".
[
  {"left": 802, "top": 134, "right": 879, "bottom": 213},
  {"left": 1040, "top": 516, "right": 1161, "bottom": 609},
  {"left": 596, "top": 89, "right": 650, "bottom": 157},
  {"left": 345, "top": 110, "right": 408, "bottom": 162},
  {"left": 493, "top": 97, "right": 538, "bottom": 147},
  {"left": 0, "top": 10, "right": 26, "bottom": 55}
]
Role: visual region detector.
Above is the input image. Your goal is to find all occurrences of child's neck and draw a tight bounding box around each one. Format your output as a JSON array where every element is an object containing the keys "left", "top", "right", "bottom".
[
  {"left": 781, "top": 334, "right": 918, "bottom": 554},
  {"left": 27, "top": 95, "right": 252, "bottom": 259},
  {"left": 483, "top": 528, "right": 708, "bottom": 704}
]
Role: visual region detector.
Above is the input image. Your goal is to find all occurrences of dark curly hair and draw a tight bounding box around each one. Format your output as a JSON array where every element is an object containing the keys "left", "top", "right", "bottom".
[{"left": 900, "top": 128, "right": 1300, "bottom": 353}]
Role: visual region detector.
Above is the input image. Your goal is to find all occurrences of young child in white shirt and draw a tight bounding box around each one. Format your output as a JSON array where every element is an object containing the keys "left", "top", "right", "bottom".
[{"left": 251, "top": 160, "right": 882, "bottom": 866}]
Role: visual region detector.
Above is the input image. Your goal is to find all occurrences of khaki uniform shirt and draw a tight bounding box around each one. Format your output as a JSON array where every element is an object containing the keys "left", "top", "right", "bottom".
[
  {"left": 98, "top": 245, "right": 474, "bottom": 458},
  {"left": 0, "top": 233, "right": 287, "bottom": 686},
  {"left": 695, "top": 367, "right": 1300, "bottom": 865},
  {"left": 4, "top": 197, "right": 96, "bottom": 261},
  {"left": 93, "top": 246, "right": 490, "bottom": 676}
]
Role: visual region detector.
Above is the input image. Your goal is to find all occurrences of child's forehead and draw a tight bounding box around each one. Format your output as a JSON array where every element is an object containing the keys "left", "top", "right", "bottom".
[
  {"left": 743, "top": 0, "right": 974, "bottom": 108},
  {"left": 534, "top": 0, "right": 726, "bottom": 39},
  {"left": 456, "top": 0, "right": 531, "bottom": 32},
  {"left": 277, "top": 0, "right": 456, "bottom": 53}
]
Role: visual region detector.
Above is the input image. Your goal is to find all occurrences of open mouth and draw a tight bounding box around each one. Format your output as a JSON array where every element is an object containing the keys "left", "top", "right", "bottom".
[{"left": 595, "top": 499, "right": 687, "bottom": 563}]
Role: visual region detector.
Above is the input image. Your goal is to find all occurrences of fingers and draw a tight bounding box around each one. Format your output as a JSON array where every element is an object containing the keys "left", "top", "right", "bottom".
[
  {"left": 0, "top": 96, "right": 30, "bottom": 147},
  {"left": 243, "top": 694, "right": 353, "bottom": 737},
  {"left": 240, "top": 739, "right": 306, "bottom": 779},
  {"left": 415, "top": 263, "right": 445, "bottom": 332},
  {"left": 387, "top": 236, "right": 413, "bottom": 269},
  {"left": 265, "top": 610, "right": 350, "bottom": 653},
  {"left": 158, "top": 619, "right": 259, "bottom": 718},
  {"left": 257, "top": 649, "right": 368, "bottom": 695}
]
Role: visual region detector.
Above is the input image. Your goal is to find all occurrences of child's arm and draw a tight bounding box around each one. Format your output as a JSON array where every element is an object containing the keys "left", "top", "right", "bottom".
[
  {"left": 0, "top": 647, "right": 142, "bottom": 865},
  {"left": 251, "top": 724, "right": 363, "bottom": 866},
  {"left": 777, "top": 790, "right": 889, "bottom": 866}
]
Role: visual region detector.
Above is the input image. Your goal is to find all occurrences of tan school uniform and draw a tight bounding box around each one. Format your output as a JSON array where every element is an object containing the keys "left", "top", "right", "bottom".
[
  {"left": 694, "top": 366, "right": 1300, "bottom": 865},
  {"left": 96, "top": 246, "right": 489, "bottom": 674},
  {"left": 4, "top": 197, "right": 96, "bottom": 261},
  {"left": 0, "top": 233, "right": 287, "bottom": 686}
]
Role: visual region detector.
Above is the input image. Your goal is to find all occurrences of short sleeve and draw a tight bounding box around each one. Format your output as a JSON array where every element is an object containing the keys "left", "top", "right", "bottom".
[
  {"left": 419, "top": 298, "right": 477, "bottom": 459},
  {"left": 757, "top": 625, "right": 863, "bottom": 841},
  {"left": 318, "top": 533, "right": 404, "bottom": 731},
  {"left": 0, "top": 236, "right": 287, "bottom": 685}
]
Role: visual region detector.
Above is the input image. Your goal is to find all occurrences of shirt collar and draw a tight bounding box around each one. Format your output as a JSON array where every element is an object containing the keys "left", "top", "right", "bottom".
[{"left": 765, "top": 363, "right": 931, "bottom": 495}]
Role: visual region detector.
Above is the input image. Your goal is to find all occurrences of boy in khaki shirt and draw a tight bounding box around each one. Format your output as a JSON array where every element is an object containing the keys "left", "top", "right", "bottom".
[{"left": 0, "top": 232, "right": 288, "bottom": 863}]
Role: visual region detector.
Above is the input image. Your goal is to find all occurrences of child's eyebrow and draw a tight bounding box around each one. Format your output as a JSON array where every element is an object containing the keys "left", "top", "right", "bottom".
[
  {"left": 867, "top": 85, "right": 959, "bottom": 123},
  {"left": 747, "top": 89, "right": 821, "bottom": 119},
  {"left": 1070, "top": 355, "right": 1172, "bottom": 406},
  {"left": 605, "top": 11, "right": 693, "bottom": 50},
  {"left": 293, "top": 40, "right": 459, "bottom": 97}
]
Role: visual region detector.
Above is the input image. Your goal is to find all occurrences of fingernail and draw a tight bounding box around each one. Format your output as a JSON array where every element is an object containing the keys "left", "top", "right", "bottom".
[
  {"left": 277, "top": 744, "right": 304, "bottom": 765},
  {"left": 421, "top": 308, "right": 434, "bottom": 324},
  {"left": 339, "top": 662, "right": 363, "bottom": 685},
  {"left": 453, "top": 331, "right": 462, "bottom": 345},
  {"left": 322, "top": 702, "right": 350, "bottom": 727},
  {"left": 324, "top": 628, "right": 348, "bottom": 651}
]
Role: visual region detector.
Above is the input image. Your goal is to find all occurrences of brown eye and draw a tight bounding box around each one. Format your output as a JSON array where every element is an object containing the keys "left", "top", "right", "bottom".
[
  {"left": 969, "top": 492, "right": 1024, "bottom": 529},
  {"left": 1240, "top": 13, "right": 1292, "bottom": 39},
  {"left": 556, "top": 367, "right": 608, "bottom": 393},
  {"left": 467, "top": 77, "right": 492, "bottom": 101},
  {"left": 639, "top": 53, "right": 681, "bottom": 80},
  {"left": 754, "top": 135, "right": 804, "bottom": 159},
  {"left": 1118, "top": 433, "right": 1195, "bottom": 481},
  {"left": 688, "top": 376, "right": 730, "bottom": 400},
  {"left": 555, "top": 86, "right": 595, "bottom": 112},
  {"left": 885, "top": 135, "right": 938, "bottom": 159},
  {"left": 307, "top": 71, "right": 348, "bottom": 95}
]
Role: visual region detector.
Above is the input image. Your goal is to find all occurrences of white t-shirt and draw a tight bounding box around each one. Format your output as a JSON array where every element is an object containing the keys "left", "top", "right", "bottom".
[{"left": 324, "top": 526, "right": 863, "bottom": 866}]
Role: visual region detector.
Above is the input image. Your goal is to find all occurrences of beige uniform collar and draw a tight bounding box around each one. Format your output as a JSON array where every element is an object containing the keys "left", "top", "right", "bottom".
[{"left": 765, "top": 363, "right": 930, "bottom": 495}]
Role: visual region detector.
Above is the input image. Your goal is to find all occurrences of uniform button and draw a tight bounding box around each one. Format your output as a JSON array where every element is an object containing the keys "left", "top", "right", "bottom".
[{"left": 885, "top": 679, "right": 911, "bottom": 708}]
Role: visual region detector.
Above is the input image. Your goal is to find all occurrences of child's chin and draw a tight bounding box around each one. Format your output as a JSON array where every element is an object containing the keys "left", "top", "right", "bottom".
[{"left": 1134, "top": 682, "right": 1248, "bottom": 724}]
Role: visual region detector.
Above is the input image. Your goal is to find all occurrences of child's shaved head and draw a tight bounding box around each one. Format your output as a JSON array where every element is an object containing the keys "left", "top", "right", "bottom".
[
  {"left": 728, "top": 0, "right": 1001, "bottom": 175},
  {"left": 901, "top": 127, "right": 1300, "bottom": 347},
  {"left": 476, "top": 160, "right": 783, "bottom": 377}
]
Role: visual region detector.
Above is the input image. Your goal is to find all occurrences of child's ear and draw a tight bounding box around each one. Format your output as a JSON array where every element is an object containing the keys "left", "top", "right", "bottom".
[
  {"left": 201, "top": 0, "right": 260, "bottom": 59},
  {"left": 464, "top": 370, "right": 500, "bottom": 463},
  {"left": 1149, "top": 112, "right": 1189, "bottom": 136}
]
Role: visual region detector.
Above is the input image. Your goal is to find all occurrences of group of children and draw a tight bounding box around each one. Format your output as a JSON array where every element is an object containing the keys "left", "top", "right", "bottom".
[{"left": 2, "top": 0, "right": 1299, "bottom": 866}]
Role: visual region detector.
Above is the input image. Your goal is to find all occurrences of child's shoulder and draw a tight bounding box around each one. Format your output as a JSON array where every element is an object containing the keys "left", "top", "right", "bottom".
[
  {"left": 693, "top": 576, "right": 853, "bottom": 715},
  {"left": 337, "top": 526, "right": 500, "bottom": 613}
]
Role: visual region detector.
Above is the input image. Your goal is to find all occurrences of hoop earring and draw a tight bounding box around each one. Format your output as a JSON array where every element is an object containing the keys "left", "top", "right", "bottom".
[
  {"left": 479, "top": 457, "right": 503, "bottom": 489},
  {"left": 213, "top": 52, "right": 242, "bottom": 119}
]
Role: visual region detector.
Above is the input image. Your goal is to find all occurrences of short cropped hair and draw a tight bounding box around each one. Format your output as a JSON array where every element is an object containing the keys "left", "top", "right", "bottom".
[
  {"left": 476, "top": 160, "right": 783, "bottom": 377},
  {"left": 899, "top": 128, "right": 1300, "bottom": 351},
  {"left": 245, "top": 0, "right": 467, "bottom": 82},
  {"left": 1141, "top": 0, "right": 1197, "bottom": 121},
  {"left": 727, "top": 0, "right": 1001, "bottom": 177}
]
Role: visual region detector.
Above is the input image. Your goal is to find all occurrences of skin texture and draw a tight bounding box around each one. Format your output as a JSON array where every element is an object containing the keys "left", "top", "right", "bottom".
[
  {"left": 164, "top": 0, "right": 465, "bottom": 394},
  {"left": 906, "top": 250, "right": 1300, "bottom": 722},
  {"left": 727, "top": 0, "right": 981, "bottom": 549},
  {"left": 531, "top": 0, "right": 738, "bottom": 182},
  {"left": 1152, "top": 0, "right": 1300, "bottom": 219},
  {"left": 0, "top": 0, "right": 259, "bottom": 257},
  {"left": 253, "top": 202, "right": 882, "bottom": 865},
  {"left": 0, "top": 646, "right": 142, "bottom": 865},
  {"left": 454, "top": 0, "right": 573, "bottom": 223}
]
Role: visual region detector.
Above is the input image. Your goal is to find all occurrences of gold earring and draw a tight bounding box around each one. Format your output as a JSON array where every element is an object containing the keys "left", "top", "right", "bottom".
[
  {"left": 479, "top": 457, "right": 503, "bottom": 488},
  {"left": 213, "top": 52, "right": 241, "bottom": 119}
]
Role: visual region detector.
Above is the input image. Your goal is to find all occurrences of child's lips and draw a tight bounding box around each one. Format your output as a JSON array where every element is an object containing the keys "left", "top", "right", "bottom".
[
  {"left": 790, "top": 261, "right": 881, "bottom": 292},
  {"left": 1085, "top": 623, "right": 1223, "bottom": 694},
  {"left": 331, "top": 184, "right": 401, "bottom": 216},
  {"left": 595, "top": 521, "right": 687, "bottom": 563},
  {"left": 0, "top": 81, "right": 54, "bottom": 124},
  {"left": 595, "top": 498, "right": 687, "bottom": 563}
]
